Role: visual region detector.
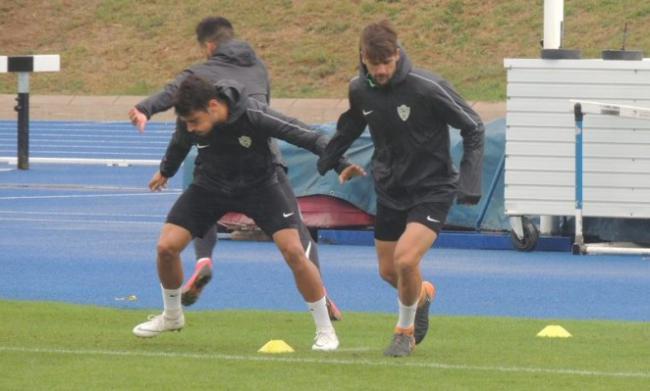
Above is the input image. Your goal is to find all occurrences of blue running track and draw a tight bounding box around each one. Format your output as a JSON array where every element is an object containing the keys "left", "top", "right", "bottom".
[{"left": 0, "top": 121, "right": 648, "bottom": 322}]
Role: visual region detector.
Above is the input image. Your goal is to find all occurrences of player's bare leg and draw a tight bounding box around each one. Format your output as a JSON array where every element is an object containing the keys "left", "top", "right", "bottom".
[
  {"left": 273, "top": 228, "right": 339, "bottom": 351},
  {"left": 278, "top": 167, "right": 342, "bottom": 321},
  {"left": 133, "top": 223, "right": 192, "bottom": 337},
  {"left": 181, "top": 225, "right": 217, "bottom": 306},
  {"left": 377, "top": 223, "right": 438, "bottom": 356}
]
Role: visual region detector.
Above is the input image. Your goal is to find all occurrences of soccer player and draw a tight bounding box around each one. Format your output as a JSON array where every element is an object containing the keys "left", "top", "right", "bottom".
[
  {"left": 132, "top": 76, "right": 350, "bottom": 351},
  {"left": 128, "top": 17, "right": 342, "bottom": 320},
  {"left": 317, "top": 20, "right": 484, "bottom": 356}
]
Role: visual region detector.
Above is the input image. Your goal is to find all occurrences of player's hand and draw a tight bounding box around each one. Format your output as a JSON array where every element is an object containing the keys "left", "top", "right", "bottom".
[
  {"left": 128, "top": 107, "right": 148, "bottom": 133},
  {"left": 338, "top": 164, "right": 367, "bottom": 184},
  {"left": 149, "top": 171, "right": 168, "bottom": 191}
]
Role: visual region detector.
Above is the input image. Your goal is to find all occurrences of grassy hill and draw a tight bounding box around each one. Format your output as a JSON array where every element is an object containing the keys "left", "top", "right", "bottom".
[{"left": 1, "top": 0, "right": 650, "bottom": 100}]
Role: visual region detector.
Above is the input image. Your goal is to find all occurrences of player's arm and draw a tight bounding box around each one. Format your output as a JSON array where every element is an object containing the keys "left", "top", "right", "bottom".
[
  {"left": 248, "top": 102, "right": 350, "bottom": 173},
  {"left": 429, "top": 78, "right": 485, "bottom": 205},
  {"left": 153, "top": 119, "right": 193, "bottom": 189},
  {"left": 316, "top": 87, "right": 367, "bottom": 176},
  {"left": 130, "top": 69, "right": 194, "bottom": 132}
]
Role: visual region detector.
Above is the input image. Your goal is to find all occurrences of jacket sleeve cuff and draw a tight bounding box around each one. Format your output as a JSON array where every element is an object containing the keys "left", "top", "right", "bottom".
[
  {"left": 135, "top": 104, "right": 152, "bottom": 120},
  {"left": 334, "top": 159, "right": 351, "bottom": 175}
]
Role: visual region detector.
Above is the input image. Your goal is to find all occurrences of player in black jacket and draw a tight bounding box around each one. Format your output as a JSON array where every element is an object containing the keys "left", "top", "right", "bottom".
[
  {"left": 128, "top": 17, "right": 342, "bottom": 320},
  {"left": 317, "top": 21, "right": 485, "bottom": 357},
  {"left": 132, "top": 76, "right": 351, "bottom": 351}
]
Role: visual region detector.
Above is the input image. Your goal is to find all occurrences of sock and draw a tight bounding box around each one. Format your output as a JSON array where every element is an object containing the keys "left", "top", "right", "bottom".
[
  {"left": 196, "top": 257, "right": 211, "bottom": 265},
  {"left": 396, "top": 298, "right": 418, "bottom": 330},
  {"left": 161, "top": 285, "right": 182, "bottom": 318},
  {"left": 307, "top": 296, "right": 333, "bottom": 331}
]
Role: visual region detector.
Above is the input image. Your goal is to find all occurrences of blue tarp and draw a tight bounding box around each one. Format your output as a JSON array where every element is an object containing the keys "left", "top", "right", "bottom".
[
  {"left": 183, "top": 119, "right": 509, "bottom": 231},
  {"left": 180, "top": 116, "right": 650, "bottom": 242}
]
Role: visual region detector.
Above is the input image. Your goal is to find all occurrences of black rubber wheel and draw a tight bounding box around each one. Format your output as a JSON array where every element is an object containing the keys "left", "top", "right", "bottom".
[{"left": 511, "top": 217, "right": 539, "bottom": 252}]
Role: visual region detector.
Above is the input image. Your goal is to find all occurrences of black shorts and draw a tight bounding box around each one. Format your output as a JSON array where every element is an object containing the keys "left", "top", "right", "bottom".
[
  {"left": 166, "top": 183, "right": 300, "bottom": 238},
  {"left": 374, "top": 200, "right": 453, "bottom": 241}
]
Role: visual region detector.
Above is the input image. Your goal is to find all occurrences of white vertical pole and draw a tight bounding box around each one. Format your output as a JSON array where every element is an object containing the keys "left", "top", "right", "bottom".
[
  {"left": 17, "top": 72, "right": 30, "bottom": 93},
  {"left": 544, "top": 0, "right": 564, "bottom": 49},
  {"left": 540, "top": 216, "right": 556, "bottom": 235},
  {"left": 541, "top": 0, "right": 564, "bottom": 232}
]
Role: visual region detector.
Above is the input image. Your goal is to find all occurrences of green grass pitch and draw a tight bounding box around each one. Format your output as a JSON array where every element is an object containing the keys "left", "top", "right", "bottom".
[{"left": 1, "top": 300, "right": 648, "bottom": 390}]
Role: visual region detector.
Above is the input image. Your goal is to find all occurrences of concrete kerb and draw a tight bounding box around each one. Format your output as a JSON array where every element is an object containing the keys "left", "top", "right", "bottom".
[{"left": 0, "top": 94, "right": 505, "bottom": 124}]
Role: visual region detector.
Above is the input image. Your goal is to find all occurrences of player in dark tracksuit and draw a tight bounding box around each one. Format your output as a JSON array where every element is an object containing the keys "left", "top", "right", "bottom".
[
  {"left": 317, "top": 21, "right": 484, "bottom": 357},
  {"left": 128, "top": 17, "right": 341, "bottom": 320},
  {"left": 132, "top": 76, "right": 346, "bottom": 351}
]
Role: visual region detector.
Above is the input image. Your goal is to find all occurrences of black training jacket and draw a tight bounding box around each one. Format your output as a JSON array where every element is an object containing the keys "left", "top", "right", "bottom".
[
  {"left": 317, "top": 48, "right": 484, "bottom": 210},
  {"left": 159, "top": 80, "right": 346, "bottom": 195}
]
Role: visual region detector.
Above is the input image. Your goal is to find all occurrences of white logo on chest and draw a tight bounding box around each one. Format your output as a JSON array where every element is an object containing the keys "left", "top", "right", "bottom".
[
  {"left": 238, "top": 135, "right": 252, "bottom": 148},
  {"left": 397, "top": 104, "right": 411, "bottom": 122}
]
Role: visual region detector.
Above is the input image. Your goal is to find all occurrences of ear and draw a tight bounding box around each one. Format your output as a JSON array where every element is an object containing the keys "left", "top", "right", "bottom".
[
  {"left": 201, "top": 41, "right": 218, "bottom": 57},
  {"left": 360, "top": 52, "right": 368, "bottom": 66},
  {"left": 207, "top": 99, "right": 221, "bottom": 112}
]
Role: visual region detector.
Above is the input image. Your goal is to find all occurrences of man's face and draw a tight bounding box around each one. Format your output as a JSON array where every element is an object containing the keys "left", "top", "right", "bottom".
[
  {"left": 181, "top": 99, "right": 228, "bottom": 136},
  {"left": 362, "top": 50, "right": 400, "bottom": 86}
]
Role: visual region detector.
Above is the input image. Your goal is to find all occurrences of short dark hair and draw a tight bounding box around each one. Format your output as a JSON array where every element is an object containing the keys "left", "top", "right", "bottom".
[
  {"left": 195, "top": 16, "right": 235, "bottom": 44},
  {"left": 173, "top": 75, "right": 219, "bottom": 117},
  {"left": 360, "top": 20, "right": 398, "bottom": 63}
]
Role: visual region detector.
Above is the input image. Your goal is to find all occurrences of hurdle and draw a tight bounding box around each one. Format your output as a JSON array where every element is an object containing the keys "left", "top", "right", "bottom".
[
  {"left": 0, "top": 54, "right": 60, "bottom": 169},
  {"left": 571, "top": 100, "right": 650, "bottom": 255}
]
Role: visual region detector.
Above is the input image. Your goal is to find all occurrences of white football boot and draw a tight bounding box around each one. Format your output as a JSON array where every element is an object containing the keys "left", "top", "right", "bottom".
[
  {"left": 311, "top": 328, "right": 339, "bottom": 351},
  {"left": 132, "top": 312, "right": 185, "bottom": 338}
]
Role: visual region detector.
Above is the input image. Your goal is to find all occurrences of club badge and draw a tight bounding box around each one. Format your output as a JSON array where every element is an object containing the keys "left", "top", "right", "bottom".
[
  {"left": 397, "top": 104, "right": 410, "bottom": 121},
  {"left": 238, "top": 135, "right": 252, "bottom": 148}
]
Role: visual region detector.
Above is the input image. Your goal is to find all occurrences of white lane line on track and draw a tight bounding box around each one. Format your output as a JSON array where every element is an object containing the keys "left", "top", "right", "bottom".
[
  {"left": 0, "top": 143, "right": 166, "bottom": 150},
  {"left": 0, "top": 137, "right": 170, "bottom": 144},
  {"left": 0, "top": 217, "right": 162, "bottom": 225},
  {"left": 0, "top": 210, "right": 166, "bottom": 218},
  {"left": 0, "top": 192, "right": 180, "bottom": 200},
  {"left": 0, "top": 184, "right": 169, "bottom": 191},
  {"left": 0, "top": 150, "right": 162, "bottom": 156},
  {"left": 1, "top": 346, "right": 648, "bottom": 379}
]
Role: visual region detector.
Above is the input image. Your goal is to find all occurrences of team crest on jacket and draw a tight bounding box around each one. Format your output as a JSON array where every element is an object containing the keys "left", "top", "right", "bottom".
[
  {"left": 238, "top": 135, "right": 252, "bottom": 148},
  {"left": 397, "top": 104, "right": 411, "bottom": 121}
]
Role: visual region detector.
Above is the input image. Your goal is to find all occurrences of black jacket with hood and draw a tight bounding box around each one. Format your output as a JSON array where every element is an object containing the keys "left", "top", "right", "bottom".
[
  {"left": 160, "top": 80, "right": 346, "bottom": 195},
  {"left": 136, "top": 39, "right": 270, "bottom": 115},
  {"left": 317, "top": 48, "right": 485, "bottom": 210},
  {"left": 135, "top": 39, "right": 286, "bottom": 168}
]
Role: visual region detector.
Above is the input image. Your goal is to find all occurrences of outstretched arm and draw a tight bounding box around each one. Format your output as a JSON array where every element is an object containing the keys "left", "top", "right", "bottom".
[
  {"left": 317, "top": 87, "right": 367, "bottom": 176},
  {"left": 158, "top": 118, "right": 193, "bottom": 179},
  {"left": 247, "top": 102, "right": 350, "bottom": 172},
  {"left": 316, "top": 107, "right": 367, "bottom": 176},
  {"left": 130, "top": 69, "right": 194, "bottom": 132}
]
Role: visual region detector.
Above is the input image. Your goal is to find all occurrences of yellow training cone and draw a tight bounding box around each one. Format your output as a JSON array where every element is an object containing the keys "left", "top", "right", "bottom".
[
  {"left": 258, "top": 340, "right": 295, "bottom": 353},
  {"left": 536, "top": 325, "right": 572, "bottom": 338}
]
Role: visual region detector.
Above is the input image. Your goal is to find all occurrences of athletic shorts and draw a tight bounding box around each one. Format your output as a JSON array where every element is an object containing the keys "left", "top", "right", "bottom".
[
  {"left": 374, "top": 199, "right": 453, "bottom": 241},
  {"left": 166, "top": 183, "right": 300, "bottom": 238}
]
